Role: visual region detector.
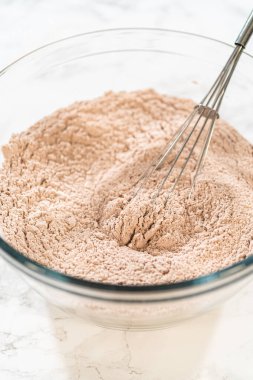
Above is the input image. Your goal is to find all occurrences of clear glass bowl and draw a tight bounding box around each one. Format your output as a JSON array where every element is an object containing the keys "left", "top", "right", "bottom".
[{"left": 0, "top": 28, "right": 253, "bottom": 330}]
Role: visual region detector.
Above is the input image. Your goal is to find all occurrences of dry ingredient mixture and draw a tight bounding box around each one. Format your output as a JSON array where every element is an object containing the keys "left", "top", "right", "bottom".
[{"left": 0, "top": 89, "right": 253, "bottom": 285}]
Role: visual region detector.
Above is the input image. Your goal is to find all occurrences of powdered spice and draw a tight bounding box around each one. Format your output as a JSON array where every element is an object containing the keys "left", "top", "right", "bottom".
[{"left": 0, "top": 89, "right": 253, "bottom": 285}]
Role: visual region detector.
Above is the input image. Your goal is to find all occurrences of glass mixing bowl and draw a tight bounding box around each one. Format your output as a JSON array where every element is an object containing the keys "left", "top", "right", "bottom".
[{"left": 0, "top": 29, "right": 253, "bottom": 330}]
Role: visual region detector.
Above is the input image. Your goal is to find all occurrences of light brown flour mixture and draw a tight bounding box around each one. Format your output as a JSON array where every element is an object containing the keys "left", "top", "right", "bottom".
[{"left": 1, "top": 89, "right": 253, "bottom": 285}]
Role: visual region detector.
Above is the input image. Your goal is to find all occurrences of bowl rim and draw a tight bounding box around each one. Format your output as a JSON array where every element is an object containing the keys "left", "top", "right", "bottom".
[{"left": 0, "top": 27, "right": 253, "bottom": 294}]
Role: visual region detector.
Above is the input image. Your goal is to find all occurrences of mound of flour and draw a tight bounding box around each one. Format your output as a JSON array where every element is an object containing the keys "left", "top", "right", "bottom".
[{"left": 0, "top": 89, "right": 253, "bottom": 285}]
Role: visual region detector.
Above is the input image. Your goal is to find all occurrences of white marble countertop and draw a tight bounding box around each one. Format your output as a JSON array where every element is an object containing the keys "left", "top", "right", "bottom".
[{"left": 0, "top": 1, "right": 253, "bottom": 379}]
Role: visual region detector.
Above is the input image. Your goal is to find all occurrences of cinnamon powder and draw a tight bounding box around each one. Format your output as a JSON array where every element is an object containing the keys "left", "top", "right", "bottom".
[{"left": 0, "top": 89, "right": 253, "bottom": 285}]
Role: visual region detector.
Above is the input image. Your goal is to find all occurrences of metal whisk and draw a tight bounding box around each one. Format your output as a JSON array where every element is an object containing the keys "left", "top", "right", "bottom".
[{"left": 138, "top": 10, "right": 253, "bottom": 200}]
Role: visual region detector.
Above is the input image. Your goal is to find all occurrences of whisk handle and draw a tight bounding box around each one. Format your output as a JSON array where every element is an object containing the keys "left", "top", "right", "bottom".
[{"left": 235, "top": 9, "right": 253, "bottom": 48}]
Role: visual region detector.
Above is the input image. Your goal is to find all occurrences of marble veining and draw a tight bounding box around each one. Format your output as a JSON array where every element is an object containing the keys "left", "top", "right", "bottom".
[{"left": 0, "top": 0, "right": 253, "bottom": 379}]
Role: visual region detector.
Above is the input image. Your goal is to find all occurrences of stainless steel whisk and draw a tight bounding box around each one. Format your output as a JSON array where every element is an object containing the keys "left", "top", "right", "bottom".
[{"left": 138, "top": 10, "right": 253, "bottom": 200}]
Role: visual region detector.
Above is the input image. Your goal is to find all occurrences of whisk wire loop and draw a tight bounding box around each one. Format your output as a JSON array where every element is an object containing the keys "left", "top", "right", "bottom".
[{"left": 137, "top": 11, "right": 253, "bottom": 199}]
